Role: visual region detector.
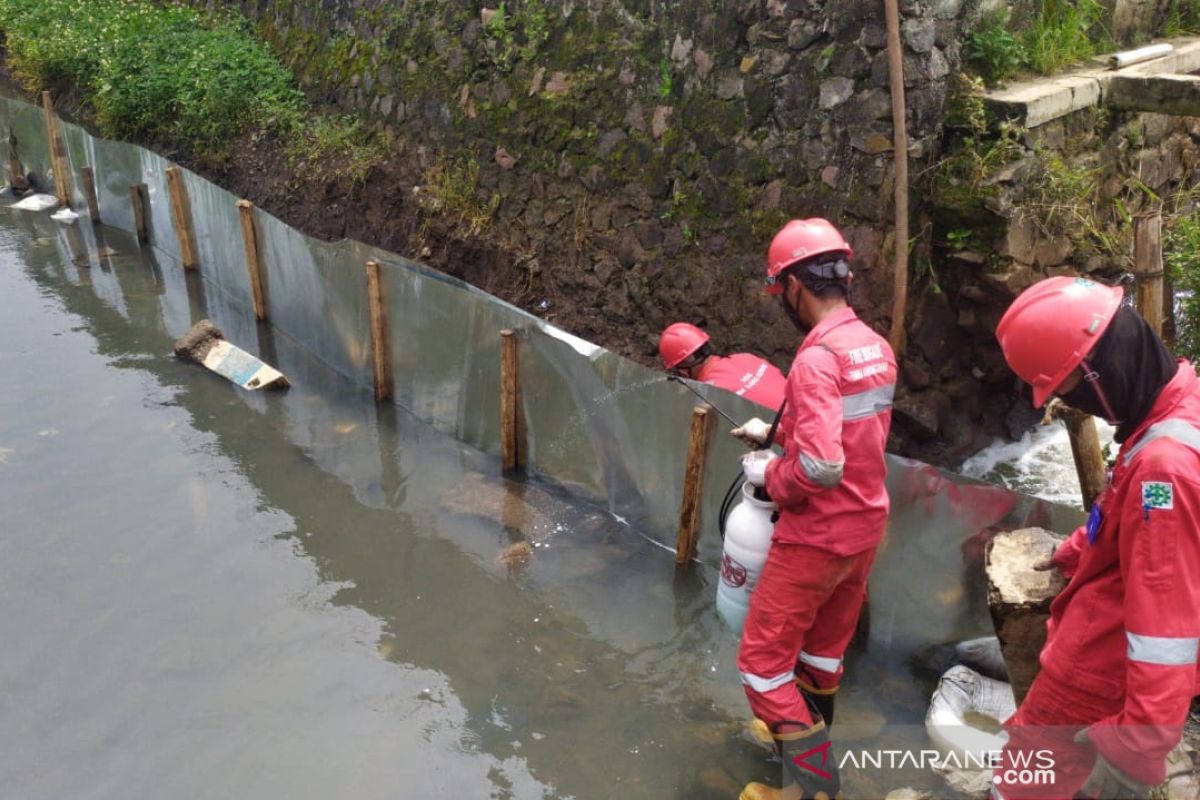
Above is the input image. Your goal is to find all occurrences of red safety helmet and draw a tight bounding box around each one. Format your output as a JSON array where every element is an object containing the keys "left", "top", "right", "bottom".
[
  {"left": 765, "top": 218, "right": 853, "bottom": 295},
  {"left": 659, "top": 322, "right": 710, "bottom": 370},
  {"left": 995, "top": 276, "right": 1125, "bottom": 407}
]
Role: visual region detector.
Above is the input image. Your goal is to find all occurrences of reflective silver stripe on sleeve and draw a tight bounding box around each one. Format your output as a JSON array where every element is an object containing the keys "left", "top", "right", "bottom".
[
  {"left": 799, "top": 452, "right": 844, "bottom": 488},
  {"left": 799, "top": 651, "right": 842, "bottom": 674},
  {"left": 1123, "top": 419, "right": 1200, "bottom": 465},
  {"left": 740, "top": 670, "right": 796, "bottom": 694},
  {"left": 1127, "top": 632, "right": 1199, "bottom": 666},
  {"left": 843, "top": 383, "right": 896, "bottom": 421}
]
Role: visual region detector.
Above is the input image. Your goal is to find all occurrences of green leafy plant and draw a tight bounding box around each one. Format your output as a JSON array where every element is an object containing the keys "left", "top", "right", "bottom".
[
  {"left": 0, "top": 0, "right": 381, "bottom": 175},
  {"left": 967, "top": 9, "right": 1026, "bottom": 85},
  {"left": 946, "top": 228, "right": 973, "bottom": 251},
  {"left": 1166, "top": 210, "right": 1200, "bottom": 361},
  {"left": 657, "top": 59, "right": 673, "bottom": 99}
]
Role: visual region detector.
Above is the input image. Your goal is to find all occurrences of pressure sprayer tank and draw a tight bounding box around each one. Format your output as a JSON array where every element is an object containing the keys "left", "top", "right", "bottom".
[{"left": 716, "top": 482, "right": 776, "bottom": 635}]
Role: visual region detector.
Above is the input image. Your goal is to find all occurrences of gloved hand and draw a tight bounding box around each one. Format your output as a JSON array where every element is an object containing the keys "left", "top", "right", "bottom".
[
  {"left": 1073, "top": 729, "right": 1151, "bottom": 799},
  {"left": 741, "top": 450, "right": 778, "bottom": 487},
  {"left": 731, "top": 417, "right": 771, "bottom": 447}
]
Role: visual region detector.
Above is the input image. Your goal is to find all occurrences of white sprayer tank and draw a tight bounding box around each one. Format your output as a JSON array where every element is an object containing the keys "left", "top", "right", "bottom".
[{"left": 716, "top": 482, "right": 776, "bottom": 635}]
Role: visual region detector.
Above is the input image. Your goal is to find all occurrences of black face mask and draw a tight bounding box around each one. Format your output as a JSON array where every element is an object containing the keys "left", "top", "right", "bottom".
[
  {"left": 1058, "top": 371, "right": 1114, "bottom": 422},
  {"left": 780, "top": 292, "right": 809, "bottom": 334},
  {"left": 1056, "top": 305, "right": 1178, "bottom": 442}
]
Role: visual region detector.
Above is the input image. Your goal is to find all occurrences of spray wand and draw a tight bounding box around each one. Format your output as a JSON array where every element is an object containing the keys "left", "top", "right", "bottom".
[{"left": 665, "top": 373, "right": 740, "bottom": 427}]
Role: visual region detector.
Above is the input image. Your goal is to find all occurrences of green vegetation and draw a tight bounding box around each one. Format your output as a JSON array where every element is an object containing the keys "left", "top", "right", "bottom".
[
  {"left": 1019, "top": 0, "right": 1108, "bottom": 75},
  {"left": 966, "top": 10, "right": 1025, "bottom": 86},
  {"left": 1166, "top": 209, "right": 1200, "bottom": 360},
  {"left": 965, "top": 0, "right": 1110, "bottom": 85},
  {"left": 0, "top": 0, "right": 384, "bottom": 176},
  {"left": 1164, "top": 0, "right": 1200, "bottom": 35},
  {"left": 420, "top": 156, "right": 500, "bottom": 236}
]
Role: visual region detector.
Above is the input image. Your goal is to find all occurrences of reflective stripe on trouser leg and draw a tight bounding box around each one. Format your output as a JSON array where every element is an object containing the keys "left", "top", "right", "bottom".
[{"left": 737, "top": 542, "right": 872, "bottom": 727}]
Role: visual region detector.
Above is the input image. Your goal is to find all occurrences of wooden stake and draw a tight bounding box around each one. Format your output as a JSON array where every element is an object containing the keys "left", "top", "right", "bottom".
[
  {"left": 1047, "top": 401, "right": 1107, "bottom": 510},
  {"left": 164, "top": 166, "right": 199, "bottom": 270},
  {"left": 81, "top": 166, "right": 101, "bottom": 224},
  {"left": 130, "top": 184, "right": 148, "bottom": 243},
  {"left": 365, "top": 260, "right": 393, "bottom": 403},
  {"left": 41, "top": 91, "right": 72, "bottom": 208},
  {"left": 500, "top": 329, "right": 523, "bottom": 472},
  {"left": 1133, "top": 211, "right": 1164, "bottom": 337},
  {"left": 237, "top": 200, "right": 267, "bottom": 321},
  {"left": 884, "top": 0, "right": 909, "bottom": 357},
  {"left": 675, "top": 406, "right": 713, "bottom": 566},
  {"left": 8, "top": 134, "right": 21, "bottom": 187}
]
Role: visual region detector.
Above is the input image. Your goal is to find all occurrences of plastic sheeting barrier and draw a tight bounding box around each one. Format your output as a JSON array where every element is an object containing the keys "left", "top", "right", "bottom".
[{"left": 0, "top": 94, "right": 1086, "bottom": 630}]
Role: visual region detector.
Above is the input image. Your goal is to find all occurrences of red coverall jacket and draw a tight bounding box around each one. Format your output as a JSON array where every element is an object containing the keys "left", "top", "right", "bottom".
[
  {"left": 694, "top": 353, "right": 787, "bottom": 411},
  {"left": 763, "top": 307, "right": 897, "bottom": 556},
  {"left": 1043, "top": 360, "right": 1200, "bottom": 784}
]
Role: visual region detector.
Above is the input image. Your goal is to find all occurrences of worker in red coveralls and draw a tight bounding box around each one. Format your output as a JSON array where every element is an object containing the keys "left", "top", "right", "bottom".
[
  {"left": 730, "top": 219, "right": 897, "bottom": 800},
  {"left": 993, "top": 275, "right": 1200, "bottom": 800},
  {"left": 658, "top": 322, "right": 787, "bottom": 411}
]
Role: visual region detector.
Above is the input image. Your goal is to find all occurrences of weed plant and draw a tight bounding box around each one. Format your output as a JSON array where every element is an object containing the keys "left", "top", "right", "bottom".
[
  {"left": 0, "top": 0, "right": 383, "bottom": 177},
  {"left": 1167, "top": 210, "right": 1200, "bottom": 360}
]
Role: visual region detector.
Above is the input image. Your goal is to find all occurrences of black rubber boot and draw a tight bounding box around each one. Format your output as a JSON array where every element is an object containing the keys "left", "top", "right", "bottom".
[
  {"left": 795, "top": 665, "right": 837, "bottom": 728},
  {"left": 774, "top": 719, "right": 842, "bottom": 800}
]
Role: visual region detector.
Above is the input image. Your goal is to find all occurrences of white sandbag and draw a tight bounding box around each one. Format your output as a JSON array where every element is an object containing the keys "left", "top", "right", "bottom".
[
  {"left": 50, "top": 207, "right": 79, "bottom": 223},
  {"left": 11, "top": 193, "right": 59, "bottom": 211},
  {"left": 926, "top": 665, "right": 1017, "bottom": 797}
]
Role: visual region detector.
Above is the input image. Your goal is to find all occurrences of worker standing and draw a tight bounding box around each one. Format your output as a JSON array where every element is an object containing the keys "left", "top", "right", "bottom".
[
  {"left": 731, "top": 219, "right": 896, "bottom": 800},
  {"left": 993, "top": 276, "right": 1200, "bottom": 799},
  {"left": 658, "top": 322, "right": 787, "bottom": 411}
]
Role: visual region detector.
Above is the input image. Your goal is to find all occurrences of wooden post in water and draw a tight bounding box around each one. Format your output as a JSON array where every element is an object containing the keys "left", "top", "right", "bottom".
[
  {"left": 500, "top": 329, "right": 524, "bottom": 472},
  {"left": 675, "top": 405, "right": 713, "bottom": 566},
  {"left": 1133, "top": 211, "right": 1164, "bottom": 337},
  {"left": 1048, "top": 401, "right": 1107, "bottom": 510},
  {"left": 164, "top": 166, "right": 199, "bottom": 270},
  {"left": 41, "top": 91, "right": 72, "bottom": 208},
  {"left": 8, "top": 134, "right": 21, "bottom": 187},
  {"left": 81, "top": 166, "right": 101, "bottom": 224},
  {"left": 130, "top": 184, "right": 148, "bottom": 243},
  {"left": 237, "top": 200, "right": 267, "bottom": 321},
  {"left": 365, "top": 260, "right": 393, "bottom": 403}
]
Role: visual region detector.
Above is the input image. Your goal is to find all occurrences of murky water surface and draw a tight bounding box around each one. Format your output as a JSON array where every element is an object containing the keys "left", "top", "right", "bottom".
[{"left": 0, "top": 206, "right": 1029, "bottom": 798}]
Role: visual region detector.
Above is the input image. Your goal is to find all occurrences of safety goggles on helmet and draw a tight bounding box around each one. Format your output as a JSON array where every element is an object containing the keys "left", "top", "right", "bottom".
[{"left": 764, "top": 258, "right": 850, "bottom": 292}]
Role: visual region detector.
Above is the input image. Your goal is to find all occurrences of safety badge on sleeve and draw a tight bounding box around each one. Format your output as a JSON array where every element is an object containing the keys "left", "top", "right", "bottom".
[{"left": 1142, "top": 481, "right": 1175, "bottom": 511}]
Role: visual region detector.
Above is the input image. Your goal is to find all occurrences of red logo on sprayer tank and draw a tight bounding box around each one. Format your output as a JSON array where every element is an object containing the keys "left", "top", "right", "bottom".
[{"left": 721, "top": 553, "right": 748, "bottom": 588}]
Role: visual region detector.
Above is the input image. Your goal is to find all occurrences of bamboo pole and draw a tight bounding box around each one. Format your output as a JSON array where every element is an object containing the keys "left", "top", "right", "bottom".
[
  {"left": 1046, "top": 400, "right": 1106, "bottom": 510},
  {"left": 81, "top": 166, "right": 101, "bottom": 224},
  {"left": 365, "top": 260, "right": 393, "bottom": 403},
  {"left": 1133, "top": 211, "right": 1164, "bottom": 337},
  {"left": 884, "top": 0, "right": 909, "bottom": 356},
  {"left": 675, "top": 406, "right": 713, "bottom": 566},
  {"left": 500, "top": 329, "right": 523, "bottom": 472},
  {"left": 41, "top": 91, "right": 72, "bottom": 208},
  {"left": 237, "top": 200, "right": 267, "bottom": 321},
  {"left": 164, "top": 166, "right": 199, "bottom": 270},
  {"left": 130, "top": 184, "right": 148, "bottom": 243}
]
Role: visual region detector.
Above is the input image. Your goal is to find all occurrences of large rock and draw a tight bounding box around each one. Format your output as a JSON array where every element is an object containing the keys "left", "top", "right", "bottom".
[{"left": 986, "top": 527, "right": 1068, "bottom": 704}]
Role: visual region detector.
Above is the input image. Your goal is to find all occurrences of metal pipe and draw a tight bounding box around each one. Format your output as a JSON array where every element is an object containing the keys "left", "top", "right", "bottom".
[{"left": 1110, "top": 43, "right": 1173, "bottom": 69}]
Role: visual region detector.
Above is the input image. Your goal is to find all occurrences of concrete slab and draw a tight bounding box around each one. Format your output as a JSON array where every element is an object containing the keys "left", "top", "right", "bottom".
[{"left": 983, "top": 36, "right": 1200, "bottom": 128}]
